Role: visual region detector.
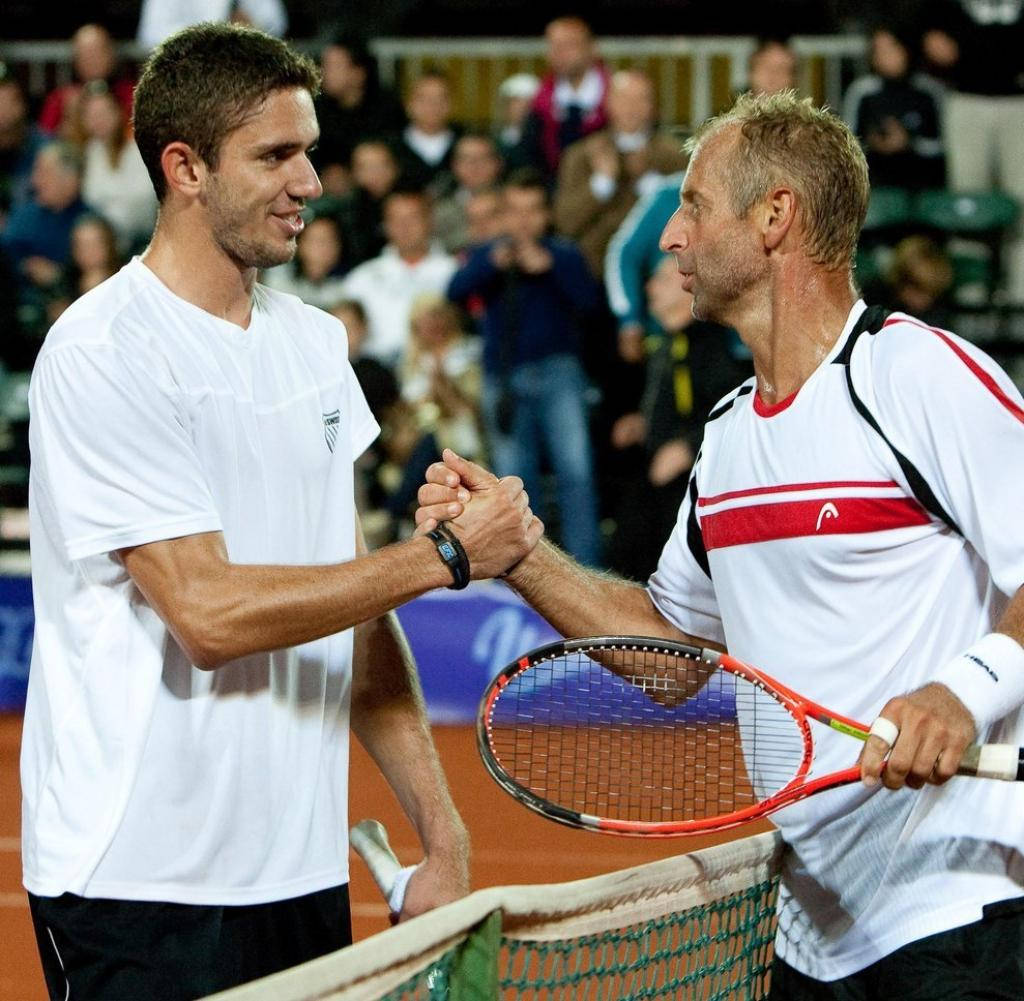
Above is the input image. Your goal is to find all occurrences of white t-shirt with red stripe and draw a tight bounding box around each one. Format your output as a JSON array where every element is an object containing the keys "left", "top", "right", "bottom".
[{"left": 649, "top": 300, "right": 1024, "bottom": 980}]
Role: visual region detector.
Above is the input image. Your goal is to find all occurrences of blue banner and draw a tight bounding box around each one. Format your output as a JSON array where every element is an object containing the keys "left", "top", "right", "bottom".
[
  {"left": 0, "top": 577, "right": 560, "bottom": 722},
  {"left": 0, "top": 574, "right": 33, "bottom": 712}
]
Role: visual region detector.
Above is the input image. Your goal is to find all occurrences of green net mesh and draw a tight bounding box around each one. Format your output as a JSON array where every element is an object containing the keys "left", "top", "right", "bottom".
[{"left": 204, "top": 832, "right": 783, "bottom": 1001}]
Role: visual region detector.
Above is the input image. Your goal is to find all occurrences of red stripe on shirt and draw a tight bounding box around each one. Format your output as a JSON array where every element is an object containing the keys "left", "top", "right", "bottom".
[
  {"left": 698, "top": 480, "right": 899, "bottom": 507},
  {"left": 883, "top": 316, "right": 1024, "bottom": 425},
  {"left": 700, "top": 496, "right": 931, "bottom": 552}
]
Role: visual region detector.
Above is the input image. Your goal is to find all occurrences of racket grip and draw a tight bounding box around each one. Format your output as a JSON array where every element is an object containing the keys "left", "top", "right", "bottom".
[
  {"left": 958, "top": 744, "right": 1024, "bottom": 781},
  {"left": 350, "top": 819, "right": 419, "bottom": 916}
]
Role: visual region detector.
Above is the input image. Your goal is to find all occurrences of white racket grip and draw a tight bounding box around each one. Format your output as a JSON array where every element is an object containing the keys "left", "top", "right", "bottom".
[
  {"left": 958, "top": 744, "right": 1024, "bottom": 781},
  {"left": 350, "top": 820, "right": 419, "bottom": 915}
]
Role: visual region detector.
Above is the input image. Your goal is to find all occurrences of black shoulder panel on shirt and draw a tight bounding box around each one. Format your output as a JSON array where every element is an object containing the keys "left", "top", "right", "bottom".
[
  {"left": 833, "top": 304, "right": 962, "bottom": 536},
  {"left": 685, "top": 457, "right": 712, "bottom": 581},
  {"left": 706, "top": 383, "right": 754, "bottom": 424}
]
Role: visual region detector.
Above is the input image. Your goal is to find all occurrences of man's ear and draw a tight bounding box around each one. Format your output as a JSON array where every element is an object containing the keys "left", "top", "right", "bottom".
[
  {"left": 762, "top": 186, "right": 797, "bottom": 253},
  {"left": 159, "top": 141, "right": 206, "bottom": 200}
]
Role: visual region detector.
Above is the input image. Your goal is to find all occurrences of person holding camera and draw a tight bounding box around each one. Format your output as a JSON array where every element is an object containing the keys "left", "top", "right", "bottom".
[{"left": 446, "top": 167, "right": 602, "bottom": 565}]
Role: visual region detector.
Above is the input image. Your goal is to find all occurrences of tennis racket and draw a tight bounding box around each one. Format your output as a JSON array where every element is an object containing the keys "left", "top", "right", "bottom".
[
  {"left": 350, "top": 819, "right": 418, "bottom": 920},
  {"left": 476, "top": 636, "right": 1024, "bottom": 837}
]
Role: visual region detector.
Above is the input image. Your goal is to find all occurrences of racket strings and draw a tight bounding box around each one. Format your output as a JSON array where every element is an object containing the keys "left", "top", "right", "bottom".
[{"left": 485, "top": 647, "right": 808, "bottom": 824}]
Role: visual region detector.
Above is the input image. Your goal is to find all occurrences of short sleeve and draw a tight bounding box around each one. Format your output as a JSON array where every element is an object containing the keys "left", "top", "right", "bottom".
[
  {"left": 858, "top": 315, "right": 1024, "bottom": 598},
  {"left": 30, "top": 343, "right": 222, "bottom": 561},
  {"left": 344, "top": 355, "right": 379, "bottom": 461},
  {"left": 647, "top": 464, "right": 726, "bottom": 646}
]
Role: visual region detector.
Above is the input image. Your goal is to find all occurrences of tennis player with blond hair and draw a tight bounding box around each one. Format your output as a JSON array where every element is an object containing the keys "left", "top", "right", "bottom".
[{"left": 419, "top": 90, "right": 1024, "bottom": 999}]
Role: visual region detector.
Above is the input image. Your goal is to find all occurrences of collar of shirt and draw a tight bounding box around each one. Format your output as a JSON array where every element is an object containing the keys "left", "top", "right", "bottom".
[
  {"left": 404, "top": 126, "right": 455, "bottom": 165},
  {"left": 614, "top": 130, "right": 652, "bottom": 153},
  {"left": 553, "top": 68, "right": 605, "bottom": 115}
]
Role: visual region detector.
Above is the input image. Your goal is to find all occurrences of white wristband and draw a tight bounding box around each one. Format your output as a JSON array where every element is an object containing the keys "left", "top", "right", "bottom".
[{"left": 931, "top": 632, "right": 1024, "bottom": 734}]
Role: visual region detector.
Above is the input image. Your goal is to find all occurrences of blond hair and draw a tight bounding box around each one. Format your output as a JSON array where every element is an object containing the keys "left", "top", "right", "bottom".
[{"left": 686, "top": 90, "right": 869, "bottom": 271}]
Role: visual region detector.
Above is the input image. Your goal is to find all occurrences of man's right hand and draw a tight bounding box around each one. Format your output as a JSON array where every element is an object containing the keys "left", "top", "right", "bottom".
[{"left": 418, "top": 450, "right": 544, "bottom": 579}]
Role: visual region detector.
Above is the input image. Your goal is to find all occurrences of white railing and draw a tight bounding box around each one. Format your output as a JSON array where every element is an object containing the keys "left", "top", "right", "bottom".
[{"left": 0, "top": 34, "right": 866, "bottom": 128}]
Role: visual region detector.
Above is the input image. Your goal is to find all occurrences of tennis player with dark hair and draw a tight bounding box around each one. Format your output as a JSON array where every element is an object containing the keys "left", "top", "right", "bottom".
[
  {"left": 418, "top": 90, "right": 1024, "bottom": 999},
  {"left": 21, "top": 23, "right": 539, "bottom": 1001}
]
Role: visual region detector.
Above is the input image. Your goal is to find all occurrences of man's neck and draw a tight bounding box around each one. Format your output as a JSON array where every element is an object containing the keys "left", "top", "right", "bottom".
[
  {"left": 396, "top": 244, "right": 430, "bottom": 265},
  {"left": 142, "top": 214, "right": 257, "bottom": 329},
  {"left": 731, "top": 267, "right": 858, "bottom": 405}
]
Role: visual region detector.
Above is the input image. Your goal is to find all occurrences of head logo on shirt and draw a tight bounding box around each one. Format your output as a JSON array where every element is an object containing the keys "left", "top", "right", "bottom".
[
  {"left": 323, "top": 410, "right": 340, "bottom": 453},
  {"left": 815, "top": 502, "right": 839, "bottom": 531}
]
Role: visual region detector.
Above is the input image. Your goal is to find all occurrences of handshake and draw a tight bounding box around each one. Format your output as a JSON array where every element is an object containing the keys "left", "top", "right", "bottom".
[{"left": 414, "top": 449, "right": 545, "bottom": 585}]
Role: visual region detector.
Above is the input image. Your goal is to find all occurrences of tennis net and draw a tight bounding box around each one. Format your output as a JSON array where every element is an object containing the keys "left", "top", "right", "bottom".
[{"left": 206, "top": 830, "right": 783, "bottom": 1001}]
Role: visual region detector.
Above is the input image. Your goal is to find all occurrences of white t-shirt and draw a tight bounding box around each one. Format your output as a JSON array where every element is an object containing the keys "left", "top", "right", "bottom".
[
  {"left": 21, "top": 258, "right": 379, "bottom": 905},
  {"left": 649, "top": 301, "right": 1024, "bottom": 980},
  {"left": 340, "top": 245, "right": 458, "bottom": 365}
]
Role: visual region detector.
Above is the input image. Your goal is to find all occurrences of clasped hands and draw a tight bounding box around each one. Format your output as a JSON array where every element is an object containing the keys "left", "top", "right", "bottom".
[{"left": 417, "top": 449, "right": 544, "bottom": 580}]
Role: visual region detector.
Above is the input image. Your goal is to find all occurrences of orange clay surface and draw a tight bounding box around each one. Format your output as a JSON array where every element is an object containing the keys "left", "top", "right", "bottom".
[{"left": 0, "top": 714, "right": 765, "bottom": 999}]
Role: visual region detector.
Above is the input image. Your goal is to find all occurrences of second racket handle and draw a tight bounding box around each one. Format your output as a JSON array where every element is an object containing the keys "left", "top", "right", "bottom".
[{"left": 958, "top": 744, "right": 1024, "bottom": 781}]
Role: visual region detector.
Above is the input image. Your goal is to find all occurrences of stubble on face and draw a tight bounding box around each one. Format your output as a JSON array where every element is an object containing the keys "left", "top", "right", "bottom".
[
  {"left": 202, "top": 169, "right": 298, "bottom": 272},
  {"left": 686, "top": 135, "right": 767, "bottom": 324}
]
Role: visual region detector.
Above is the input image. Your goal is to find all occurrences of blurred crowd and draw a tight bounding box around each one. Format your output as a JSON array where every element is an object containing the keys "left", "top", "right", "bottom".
[{"left": 1, "top": 4, "right": 1022, "bottom": 573}]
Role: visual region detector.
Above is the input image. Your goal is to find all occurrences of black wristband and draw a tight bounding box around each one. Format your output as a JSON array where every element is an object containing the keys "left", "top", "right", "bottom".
[{"left": 427, "top": 524, "right": 470, "bottom": 590}]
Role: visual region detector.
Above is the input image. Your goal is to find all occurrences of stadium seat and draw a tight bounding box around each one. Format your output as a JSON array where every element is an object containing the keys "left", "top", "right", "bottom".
[
  {"left": 912, "top": 190, "right": 1021, "bottom": 305},
  {"left": 861, "top": 187, "right": 914, "bottom": 234}
]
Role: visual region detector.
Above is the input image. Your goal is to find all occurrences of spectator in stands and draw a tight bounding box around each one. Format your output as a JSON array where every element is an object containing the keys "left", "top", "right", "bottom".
[
  {"left": 554, "top": 69, "right": 687, "bottom": 278},
  {"left": 136, "top": 0, "right": 287, "bottom": 50},
  {"left": 262, "top": 215, "right": 351, "bottom": 308},
  {"left": 495, "top": 73, "right": 539, "bottom": 171},
  {"left": 524, "top": 16, "right": 610, "bottom": 179},
  {"left": 447, "top": 167, "right": 602, "bottom": 566},
  {"left": 0, "top": 65, "right": 46, "bottom": 221},
  {"left": 868, "top": 235, "right": 957, "bottom": 330},
  {"left": 333, "top": 138, "right": 402, "bottom": 267},
  {"left": 341, "top": 189, "right": 457, "bottom": 365},
  {"left": 1, "top": 142, "right": 89, "bottom": 308},
  {"left": 396, "top": 70, "right": 462, "bottom": 193},
  {"left": 76, "top": 82, "right": 157, "bottom": 253},
  {"left": 400, "top": 292, "right": 484, "bottom": 462},
  {"left": 312, "top": 32, "right": 406, "bottom": 198},
  {"left": 747, "top": 38, "right": 798, "bottom": 96},
  {"left": 606, "top": 255, "right": 752, "bottom": 580},
  {"left": 328, "top": 298, "right": 399, "bottom": 443},
  {"left": 922, "top": 0, "right": 1024, "bottom": 303},
  {"left": 842, "top": 26, "right": 945, "bottom": 191},
  {"left": 38, "top": 24, "right": 135, "bottom": 137},
  {"left": 44, "top": 214, "right": 122, "bottom": 329},
  {"left": 365, "top": 292, "right": 488, "bottom": 542},
  {"left": 604, "top": 173, "right": 685, "bottom": 361},
  {"left": 464, "top": 188, "right": 504, "bottom": 248},
  {"left": 433, "top": 133, "right": 504, "bottom": 254}
]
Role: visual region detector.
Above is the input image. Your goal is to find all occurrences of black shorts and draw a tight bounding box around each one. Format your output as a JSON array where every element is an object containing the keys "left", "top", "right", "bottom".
[
  {"left": 769, "top": 897, "right": 1024, "bottom": 1001},
  {"left": 28, "top": 883, "right": 352, "bottom": 1001}
]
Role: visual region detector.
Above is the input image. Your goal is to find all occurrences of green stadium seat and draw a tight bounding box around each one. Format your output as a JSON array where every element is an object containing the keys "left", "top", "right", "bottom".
[
  {"left": 912, "top": 190, "right": 1020, "bottom": 234},
  {"left": 862, "top": 187, "right": 914, "bottom": 233},
  {"left": 911, "top": 190, "right": 1021, "bottom": 305}
]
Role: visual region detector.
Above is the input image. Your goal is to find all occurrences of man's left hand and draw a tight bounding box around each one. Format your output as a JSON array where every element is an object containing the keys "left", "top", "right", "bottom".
[{"left": 396, "top": 851, "right": 469, "bottom": 922}]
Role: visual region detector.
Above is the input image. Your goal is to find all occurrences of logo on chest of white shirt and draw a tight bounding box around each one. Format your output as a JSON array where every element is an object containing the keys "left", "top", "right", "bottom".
[
  {"left": 323, "top": 410, "right": 340, "bottom": 453},
  {"left": 815, "top": 502, "right": 839, "bottom": 531}
]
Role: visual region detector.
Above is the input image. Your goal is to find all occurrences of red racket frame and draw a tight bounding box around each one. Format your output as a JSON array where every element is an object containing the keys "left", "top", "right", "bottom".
[{"left": 476, "top": 636, "right": 871, "bottom": 837}]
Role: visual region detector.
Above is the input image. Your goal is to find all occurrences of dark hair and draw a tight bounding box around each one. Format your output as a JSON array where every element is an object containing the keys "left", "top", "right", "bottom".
[
  {"left": 748, "top": 37, "right": 794, "bottom": 69},
  {"left": 324, "top": 30, "right": 382, "bottom": 94},
  {"left": 330, "top": 297, "right": 367, "bottom": 325},
  {"left": 133, "top": 23, "right": 321, "bottom": 201},
  {"left": 383, "top": 186, "right": 431, "bottom": 211},
  {"left": 503, "top": 166, "right": 549, "bottom": 202}
]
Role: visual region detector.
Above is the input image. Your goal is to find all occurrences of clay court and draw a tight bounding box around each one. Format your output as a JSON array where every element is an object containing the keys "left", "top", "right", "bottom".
[{"left": 0, "top": 713, "right": 760, "bottom": 999}]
